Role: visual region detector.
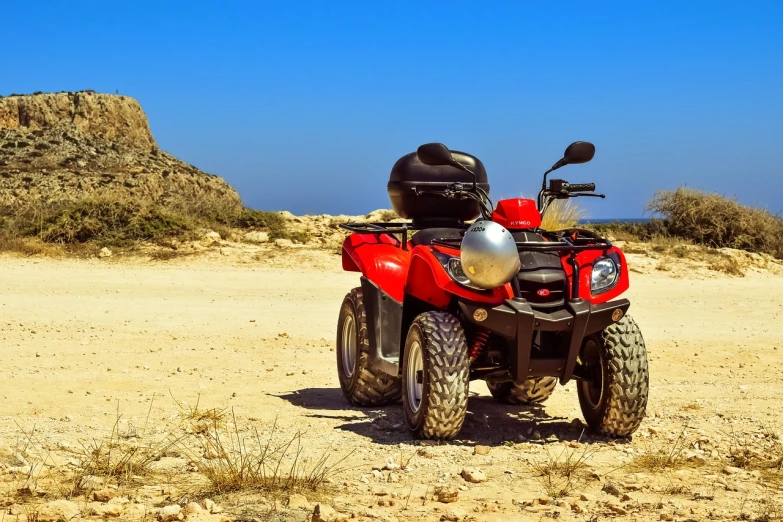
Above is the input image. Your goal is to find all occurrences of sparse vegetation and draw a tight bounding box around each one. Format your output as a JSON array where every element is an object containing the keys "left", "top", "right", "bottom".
[
  {"left": 180, "top": 412, "right": 351, "bottom": 496},
  {"left": 630, "top": 426, "right": 693, "bottom": 472},
  {"left": 589, "top": 188, "right": 783, "bottom": 260},
  {"left": 541, "top": 199, "right": 584, "bottom": 231},
  {"left": 0, "top": 191, "right": 307, "bottom": 253},
  {"left": 527, "top": 441, "right": 594, "bottom": 498}
]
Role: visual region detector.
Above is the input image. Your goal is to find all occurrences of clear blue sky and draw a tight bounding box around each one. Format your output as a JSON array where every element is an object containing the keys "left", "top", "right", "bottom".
[{"left": 2, "top": 1, "right": 781, "bottom": 218}]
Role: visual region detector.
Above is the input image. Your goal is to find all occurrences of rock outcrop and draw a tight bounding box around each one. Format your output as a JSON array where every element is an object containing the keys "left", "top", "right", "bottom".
[{"left": 0, "top": 92, "right": 240, "bottom": 207}]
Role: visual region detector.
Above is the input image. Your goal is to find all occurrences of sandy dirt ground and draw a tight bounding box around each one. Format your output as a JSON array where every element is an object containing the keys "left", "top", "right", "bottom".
[{"left": 1, "top": 246, "right": 783, "bottom": 522}]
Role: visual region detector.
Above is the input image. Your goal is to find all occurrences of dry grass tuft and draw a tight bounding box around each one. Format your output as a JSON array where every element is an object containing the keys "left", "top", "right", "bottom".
[
  {"left": 527, "top": 441, "right": 595, "bottom": 498},
  {"left": 727, "top": 426, "right": 783, "bottom": 472},
  {"left": 630, "top": 427, "right": 693, "bottom": 472},
  {"left": 180, "top": 411, "right": 352, "bottom": 496},
  {"left": 75, "top": 401, "right": 180, "bottom": 486},
  {"left": 540, "top": 199, "right": 585, "bottom": 231}
]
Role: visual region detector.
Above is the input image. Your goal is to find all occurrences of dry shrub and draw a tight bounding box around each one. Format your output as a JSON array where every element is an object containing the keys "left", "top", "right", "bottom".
[
  {"left": 648, "top": 188, "right": 783, "bottom": 259},
  {"left": 630, "top": 427, "right": 693, "bottom": 472},
  {"left": 541, "top": 199, "right": 584, "bottom": 231},
  {"left": 0, "top": 190, "right": 303, "bottom": 251},
  {"left": 527, "top": 442, "right": 595, "bottom": 498},
  {"left": 181, "top": 412, "right": 352, "bottom": 496},
  {"left": 76, "top": 401, "right": 180, "bottom": 486}
]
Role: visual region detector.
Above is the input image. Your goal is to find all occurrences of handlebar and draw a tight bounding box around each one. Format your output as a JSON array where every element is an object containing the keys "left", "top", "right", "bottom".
[{"left": 567, "top": 183, "right": 595, "bottom": 193}]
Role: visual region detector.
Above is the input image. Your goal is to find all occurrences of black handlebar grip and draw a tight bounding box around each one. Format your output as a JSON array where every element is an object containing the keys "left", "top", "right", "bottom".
[{"left": 568, "top": 183, "right": 595, "bottom": 192}]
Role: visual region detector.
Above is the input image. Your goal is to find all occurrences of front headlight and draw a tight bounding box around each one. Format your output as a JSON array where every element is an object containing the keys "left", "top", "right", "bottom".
[
  {"left": 432, "top": 252, "right": 486, "bottom": 290},
  {"left": 591, "top": 256, "right": 620, "bottom": 294}
]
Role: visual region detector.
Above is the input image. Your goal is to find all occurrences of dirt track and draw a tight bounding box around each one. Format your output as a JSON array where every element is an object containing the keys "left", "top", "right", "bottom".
[{"left": 2, "top": 248, "right": 783, "bottom": 522}]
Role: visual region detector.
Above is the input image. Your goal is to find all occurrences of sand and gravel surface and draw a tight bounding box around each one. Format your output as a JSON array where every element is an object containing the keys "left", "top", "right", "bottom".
[{"left": 1, "top": 247, "right": 783, "bottom": 522}]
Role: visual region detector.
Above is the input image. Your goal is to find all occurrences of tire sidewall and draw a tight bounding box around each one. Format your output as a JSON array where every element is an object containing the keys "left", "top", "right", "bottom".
[
  {"left": 336, "top": 295, "right": 361, "bottom": 396},
  {"left": 402, "top": 322, "right": 428, "bottom": 435}
]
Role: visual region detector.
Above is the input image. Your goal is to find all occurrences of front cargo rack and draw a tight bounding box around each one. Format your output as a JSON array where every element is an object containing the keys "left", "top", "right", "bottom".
[{"left": 340, "top": 223, "right": 612, "bottom": 256}]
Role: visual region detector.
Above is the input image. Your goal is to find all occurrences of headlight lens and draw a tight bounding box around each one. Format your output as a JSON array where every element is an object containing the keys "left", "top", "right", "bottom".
[
  {"left": 591, "top": 257, "right": 619, "bottom": 294},
  {"left": 448, "top": 257, "right": 472, "bottom": 286},
  {"left": 432, "top": 252, "right": 486, "bottom": 290}
]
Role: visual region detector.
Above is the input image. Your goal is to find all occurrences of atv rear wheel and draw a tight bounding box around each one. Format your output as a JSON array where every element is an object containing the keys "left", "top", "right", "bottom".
[
  {"left": 577, "top": 314, "right": 649, "bottom": 437},
  {"left": 486, "top": 377, "right": 557, "bottom": 405},
  {"left": 336, "top": 288, "right": 401, "bottom": 406},
  {"left": 402, "top": 312, "right": 470, "bottom": 440}
]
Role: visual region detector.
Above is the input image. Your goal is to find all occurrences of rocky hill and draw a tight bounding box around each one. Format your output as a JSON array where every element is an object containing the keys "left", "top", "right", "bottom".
[{"left": 0, "top": 92, "right": 240, "bottom": 207}]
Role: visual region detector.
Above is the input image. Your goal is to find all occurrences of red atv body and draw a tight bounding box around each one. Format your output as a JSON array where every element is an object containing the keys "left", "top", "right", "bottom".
[{"left": 336, "top": 142, "right": 648, "bottom": 440}]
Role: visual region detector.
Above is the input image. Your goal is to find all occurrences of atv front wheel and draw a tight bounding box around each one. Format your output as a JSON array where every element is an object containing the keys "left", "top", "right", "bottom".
[
  {"left": 577, "top": 314, "right": 649, "bottom": 437},
  {"left": 336, "top": 288, "right": 401, "bottom": 406},
  {"left": 402, "top": 312, "right": 470, "bottom": 440},
  {"left": 487, "top": 377, "right": 558, "bottom": 405}
]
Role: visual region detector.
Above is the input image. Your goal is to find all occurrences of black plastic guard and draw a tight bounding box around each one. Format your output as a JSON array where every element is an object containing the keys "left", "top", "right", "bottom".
[
  {"left": 359, "top": 277, "right": 401, "bottom": 377},
  {"left": 459, "top": 298, "right": 631, "bottom": 384}
]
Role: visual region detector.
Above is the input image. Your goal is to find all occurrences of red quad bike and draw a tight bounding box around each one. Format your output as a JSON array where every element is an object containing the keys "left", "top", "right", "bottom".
[{"left": 336, "top": 141, "right": 648, "bottom": 440}]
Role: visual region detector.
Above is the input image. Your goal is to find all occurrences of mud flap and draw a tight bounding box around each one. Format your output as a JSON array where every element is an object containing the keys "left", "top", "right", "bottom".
[{"left": 360, "top": 277, "right": 402, "bottom": 377}]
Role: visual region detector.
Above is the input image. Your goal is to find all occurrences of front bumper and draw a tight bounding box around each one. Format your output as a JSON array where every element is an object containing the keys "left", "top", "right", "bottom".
[{"left": 459, "top": 297, "right": 630, "bottom": 384}]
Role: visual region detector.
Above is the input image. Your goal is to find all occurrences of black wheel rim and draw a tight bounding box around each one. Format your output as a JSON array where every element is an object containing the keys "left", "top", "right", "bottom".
[{"left": 579, "top": 339, "right": 603, "bottom": 410}]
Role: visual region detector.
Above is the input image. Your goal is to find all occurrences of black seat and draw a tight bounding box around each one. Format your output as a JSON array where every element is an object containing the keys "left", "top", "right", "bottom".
[{"left": 410, "top": 228, "right": 464, "bottom": 247}]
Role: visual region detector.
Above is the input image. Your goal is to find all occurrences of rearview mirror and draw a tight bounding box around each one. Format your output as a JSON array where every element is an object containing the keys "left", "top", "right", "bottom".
[
  {"left": 417, "top": 143, "right": 456, "bottom": 167},
  {"left": 562, "top": 141, "right": 595, "bottom": 165}
]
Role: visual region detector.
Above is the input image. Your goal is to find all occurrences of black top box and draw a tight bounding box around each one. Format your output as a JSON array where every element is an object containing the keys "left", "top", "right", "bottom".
[{"left": 387, "top": 150, "right": 490, "bottom": 225}]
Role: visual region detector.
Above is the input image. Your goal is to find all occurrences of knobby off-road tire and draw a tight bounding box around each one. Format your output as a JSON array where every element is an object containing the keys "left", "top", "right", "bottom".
[
  {"left": 402, "top": 312, "right": 470, "bottom": 440},
  {"left": 577, "top": 314, "right": 649, "bottom": 437},
  {"left": 486, "top": 377, "right": 558, "bottom": 405},
  {"left": 336, "top": 288, "right": 401, "bottom": 406}
]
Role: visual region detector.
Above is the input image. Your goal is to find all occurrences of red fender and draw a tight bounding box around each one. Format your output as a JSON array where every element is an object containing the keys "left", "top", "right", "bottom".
[
  {"left": 406, "top": 245, "right": 514, "bottom": 307},
  {"left": 562, "top": 247, "right": 629, "bottom": 304},
  {"left": 341, "top": 234, "right": 409, "bottom": 302}
]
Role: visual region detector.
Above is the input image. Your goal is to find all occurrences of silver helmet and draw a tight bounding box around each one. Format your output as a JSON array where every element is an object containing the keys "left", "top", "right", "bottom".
[{"left": 460, "top": 220, "right": 521, "bottom": 289}]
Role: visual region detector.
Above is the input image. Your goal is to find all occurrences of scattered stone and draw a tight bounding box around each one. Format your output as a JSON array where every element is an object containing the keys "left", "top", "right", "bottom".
[
  {"left": 571, "top": 501, "right": 585, "bottom": 514},
  {"left": 275, "top": 238, "right": 295, "bottom": 248},
  {"left": 659, "top": 514, "right": 674, "bottom": 521},
  {"left": 723, "top": 465, "right": 742, "bottom": 475},
  {"left": 311, "top": 503, "right": 338, "bottom": 522},
  {"left": 602, "top": 483, "right": 622, "bottom": 497},
  {"left": 460, "top": 468, "right": 487, "bottom": 483},
  {"left": 36, "top": 500, "right": 80, "bottom": 522},
  {"left": 203, "top": 499, "right": 222, "bottom": 514},
  {"left": 434, "top": 486, "right": 459, "bottom": 503},
  {"left": 244, "top": 231, "right": 270, "bottom": 244},
  {"left": 93, "top": 487, "right": 117, "bottom": 502},
  {"left": 86, "top": 502, "right": 122, "bottom": 517},
  {"left": 516, "top": 434, "right": 528, "bottom": 443},
  {"left": 473, "top": 445, "right": 490, "bottom": 456},
  {"left": 183, "top": 502, "right": 203, "bottom": 515},
  {"left": 288, "top": 493, "right": 311, "bottom": 510},
  {"left": 158, "top": 504, "right": 182, "bottom": 522},
  {"left": 530, "top": 430, "right": 542, "bottom": 441},
  {"left": 571, "top": 418, "right": 585, "bottom": 429},
  {"left": 580, "top": 493, "right": 595, "bottom": 502},
  {"left": 384, "top": 456, "right": 399, "bottom": 470},
  {"left": 607, "top": 502, "right": 627, "bottom": 515}
]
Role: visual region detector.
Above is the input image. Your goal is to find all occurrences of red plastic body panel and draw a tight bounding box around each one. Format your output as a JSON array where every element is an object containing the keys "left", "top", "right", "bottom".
[
  {"left": 492, "top": 198, "right": 542, "bottom": 229},
  {"left": 341, "top": 234, "right": 409, "bottom": 302},
  {"left": 342, "top": 230, "right": 630, "bottom": 307},
  {"left": 407, "top": 245, "right": 514, "bottom": 307},
  {"left": 562, "top": 246, "right": 629, "bottom": 303}
]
